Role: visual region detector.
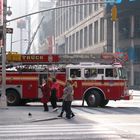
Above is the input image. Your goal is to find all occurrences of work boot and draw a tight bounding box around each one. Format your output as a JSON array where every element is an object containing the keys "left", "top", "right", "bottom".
[
  {"left": 66, "top": 116, "right": 71, "bottom": 119},
  {"left": 44, "top": 103, "right": 49, "bottom": 111},
  {"left": 71, "top": 113, "right": 75, "bottom": 118},
  {"left": 58, "top": 112, "right": 63, "bottom": 117}
]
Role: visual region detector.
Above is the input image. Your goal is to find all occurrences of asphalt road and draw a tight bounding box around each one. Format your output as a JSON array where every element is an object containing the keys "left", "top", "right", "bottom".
[{"left": 0, "top": 93, "right": 140, "bottom": 139}]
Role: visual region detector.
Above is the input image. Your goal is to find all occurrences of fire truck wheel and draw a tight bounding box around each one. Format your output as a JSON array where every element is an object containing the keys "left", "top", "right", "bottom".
[
  {"left": 100, "top": 99, "right": 109, "bottom": 107},
  {"left": 6, "top": 89, "right": 20, "bottom": 106},
  {"left": 86, "top": 91, "right": 101, "bottom": 107}
]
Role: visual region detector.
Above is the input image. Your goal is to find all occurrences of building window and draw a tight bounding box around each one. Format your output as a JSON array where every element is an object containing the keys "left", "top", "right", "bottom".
[
  {"left": 84, "top": 0, "right": 87, "bottom": 18},
  {"left": 135, "top": 46, "right": 140, "bottom": 62},
  {"left": 69, "top": 36, "right": 72, "bottom": 53},
  {"left": 94, "top": 20, "right": 98, "bottom": 44},
  {"left": 65, "top": 38, "right": 68, "bottom": 54},
  {"left": 100, "top": 0, "right": 104, "bottom": 7},
  {"left": 100, "top": 18, "right": 104, "bottom": 41},
  {"left": 66, "top": 9, "right": 68, "bottom": 30},
  {"left": 76, "top": 0, "right": 80, "bottom": 23},
  {"left": 119, "top": 17, "right": 130, "bottom": 39},
  {"left": 80, "top": 29, "right": 83, "bottom": 49},
  {"left": 72, "top": 34, "right": 75, "bottom": 52},
  {"left": 135, "top": 16, "right": 140, "bottom": 38},
  {"left": 89, "top": 0, "right": 93, "bottom": 15},
  {"left": 76, "top": 32, "right": 79, "bottom": 51},
  {"left": 89, "top": 24, "right": 93, "bottom": 46},
  {"left": 134, "top": 72, "right": 140, "bottom": 86},
  {"left": 71, "top": 7, "right": 75, "bottom": 26},
  {"left": 80, "top": 0, "right": 83, "bottom": 20},
  {"left": 84, "top": 26, "right": 88, "bottom": 48},
  {"left": 69, "top": 7, "right": 72, "bottom": 28},
  {"left": 94, "top": 0, "right": 98, "bottom": 11}
]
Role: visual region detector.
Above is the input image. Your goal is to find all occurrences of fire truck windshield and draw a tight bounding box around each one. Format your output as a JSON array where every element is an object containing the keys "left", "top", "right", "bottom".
[{"left": 118, "top": 67, "right": 127, "bottom": 79}]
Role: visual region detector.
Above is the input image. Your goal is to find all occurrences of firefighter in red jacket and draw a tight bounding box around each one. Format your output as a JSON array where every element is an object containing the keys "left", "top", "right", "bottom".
[
  {"left": 40, "top": 78, "right": 50, "bottom": 111},
  {"left": 50, "top": 78, "right": 60, "bottom": 111}
]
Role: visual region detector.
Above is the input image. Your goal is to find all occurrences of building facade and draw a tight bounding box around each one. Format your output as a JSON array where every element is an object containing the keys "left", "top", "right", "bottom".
[
  {"left": 55, "top": 0, "right": 140, "bottom": 89},
  {"left": 55, "top": 0, "right": 107, "bottom": 54}
]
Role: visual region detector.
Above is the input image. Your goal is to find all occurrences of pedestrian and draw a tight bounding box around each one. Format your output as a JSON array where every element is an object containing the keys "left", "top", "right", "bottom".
[
  {"left": 58, "top": 80, "right": 75, "bottom": 119},
  {"left": 40, "top": 78, "right": 50, "bottom": 111},
  {"left": 50, "top": 78, "right": 60, "bottom": 111},
  {"left": 57, "top": 85, "right": 67, "bottom": 117}
]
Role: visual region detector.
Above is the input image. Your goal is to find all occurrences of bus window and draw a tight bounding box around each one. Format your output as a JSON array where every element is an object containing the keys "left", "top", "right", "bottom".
[
  {"left": 70, "top": 69, "right": 81, "bottom": 78},
  {"left": 105, "top": 69, "right": 113, "bottom": 77},
  {"left": 84, "top": 68, "right": 97, "bottom": 78}
]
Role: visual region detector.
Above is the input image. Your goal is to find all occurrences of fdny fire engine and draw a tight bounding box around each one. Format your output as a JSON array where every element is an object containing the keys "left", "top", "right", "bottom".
[{"left": 0, "top": 52, "right": 132, "bottom": 106}]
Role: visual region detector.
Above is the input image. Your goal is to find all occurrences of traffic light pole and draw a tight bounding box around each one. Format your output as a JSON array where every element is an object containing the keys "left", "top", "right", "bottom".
[
  {"left": 0, "top": 0, "right": 7, "bottom": 108},
  {"left": 113, "top": 21, "right": 116, "bottom": 53},
  {"left": 111, "top": 5, "right": 117, "bottom": 53}
]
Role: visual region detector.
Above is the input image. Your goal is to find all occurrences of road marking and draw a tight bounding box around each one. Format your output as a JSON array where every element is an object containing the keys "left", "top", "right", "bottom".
[{"left": 0, "top": 124, "right": 121, "bottom": 140}]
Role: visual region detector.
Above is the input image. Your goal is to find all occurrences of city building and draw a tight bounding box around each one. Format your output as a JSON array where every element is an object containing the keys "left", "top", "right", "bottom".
[
  {"left": 55, "top": 0, "right": 106, "bottom": 54},
  {"left": 38, "top": 0, "right": 56, "bottom": 54},
  {"left": 55, "top": 0, "right": 140, "bottom": 88},
  {"left": 106, "top": 0, "right": 140, "bottom": 89}
]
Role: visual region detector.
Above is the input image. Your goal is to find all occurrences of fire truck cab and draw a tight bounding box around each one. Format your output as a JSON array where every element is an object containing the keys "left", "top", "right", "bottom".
[{"left": 65, "top": 62, "right": 131, "bottom": 107}]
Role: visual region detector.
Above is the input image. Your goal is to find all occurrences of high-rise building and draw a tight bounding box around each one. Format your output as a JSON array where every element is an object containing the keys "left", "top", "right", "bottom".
[
  {"left": 55, "top": 0, "right": 106, "bottom": 54},
  {"left": 55, "top": 0, "right": 140, "bottom": 88},
  {"left": 106, "top": 0, "right": 140, "bottom": 89}
]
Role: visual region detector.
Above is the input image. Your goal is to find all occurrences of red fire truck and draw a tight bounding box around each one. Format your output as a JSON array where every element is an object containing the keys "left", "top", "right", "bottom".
[{"left": 0, "top": 53, "right": 132, "bottom": 106}]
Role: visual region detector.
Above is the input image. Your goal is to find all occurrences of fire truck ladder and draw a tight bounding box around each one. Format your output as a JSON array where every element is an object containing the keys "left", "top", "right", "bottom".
[{"left": 5, "top": 53, "right": 110, "bottom": 65}]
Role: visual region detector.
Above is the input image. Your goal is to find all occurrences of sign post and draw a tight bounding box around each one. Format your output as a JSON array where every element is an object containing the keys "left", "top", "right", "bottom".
[{"left": 0, "top": 0, "right": 7, "bottom": 108}]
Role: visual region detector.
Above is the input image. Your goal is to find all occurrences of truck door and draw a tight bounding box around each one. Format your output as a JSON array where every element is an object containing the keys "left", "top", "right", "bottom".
[
  {"left": 105, "top": 68, "right": 120, "bottom": 99},
  {"left": 22, "top": 73, "right": 38, "bottom": 99}
]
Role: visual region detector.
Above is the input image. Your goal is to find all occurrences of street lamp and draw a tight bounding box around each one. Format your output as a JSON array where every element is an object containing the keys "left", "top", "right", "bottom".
[
  {"left": 0, "top": 0, "right": 12, "bottom": 108},
  {"left": 11, "top": 39, "right": 28, "bottom": 52}
]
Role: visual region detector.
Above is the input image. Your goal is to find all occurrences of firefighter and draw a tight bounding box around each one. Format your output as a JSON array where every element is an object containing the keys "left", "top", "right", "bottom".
[
  {"left": 40, "top": 78, "right": 50, "bottom": 111},
  {"left": 50, "top": 78, "right": 60, "bottom": 111}
]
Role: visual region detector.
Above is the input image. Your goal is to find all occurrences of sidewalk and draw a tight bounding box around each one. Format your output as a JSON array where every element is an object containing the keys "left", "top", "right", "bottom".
[{"left": 0, "top": 106, "right": 60, "bottom": 125}]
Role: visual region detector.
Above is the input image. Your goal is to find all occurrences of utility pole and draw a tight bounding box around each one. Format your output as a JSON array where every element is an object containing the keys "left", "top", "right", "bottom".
[
  {"left": 0, "top": 0, "right": 7, "bottom": 108},
  {"left": 0, "top": 0, "right": 12, "bottom": 108}
]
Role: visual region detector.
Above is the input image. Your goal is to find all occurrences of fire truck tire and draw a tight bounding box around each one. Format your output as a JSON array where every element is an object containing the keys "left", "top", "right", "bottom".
[
  {"left": 100, "top": 99, "right": 109, "bottom": 107},
  {"left": 86, "top": 91, "right": 101, "bottom": 107},
  {"left": 6, "top": 89, "right": 21, "bottom": 106}
]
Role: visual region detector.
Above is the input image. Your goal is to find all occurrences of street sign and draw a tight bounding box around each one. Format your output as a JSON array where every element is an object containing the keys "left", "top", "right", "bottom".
[
  {"left": 0, "top": 26, "right": 13, "bottom": 34},
  {"left": 6, "top": 28, "right": 13, "bottom": 34}
]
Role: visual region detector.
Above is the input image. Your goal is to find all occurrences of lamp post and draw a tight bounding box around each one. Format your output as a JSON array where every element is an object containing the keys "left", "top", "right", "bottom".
[
  {"left": 0, "top": 0, "right": 12, "bottom": 108},
  {"left": 11, "top": 39, "right": 28, "bottom": 52}
]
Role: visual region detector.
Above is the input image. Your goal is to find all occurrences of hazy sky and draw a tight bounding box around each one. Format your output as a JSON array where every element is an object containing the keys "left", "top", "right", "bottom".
[{"left": 6, "top": 0, "right": 56, "bottom": 53}]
